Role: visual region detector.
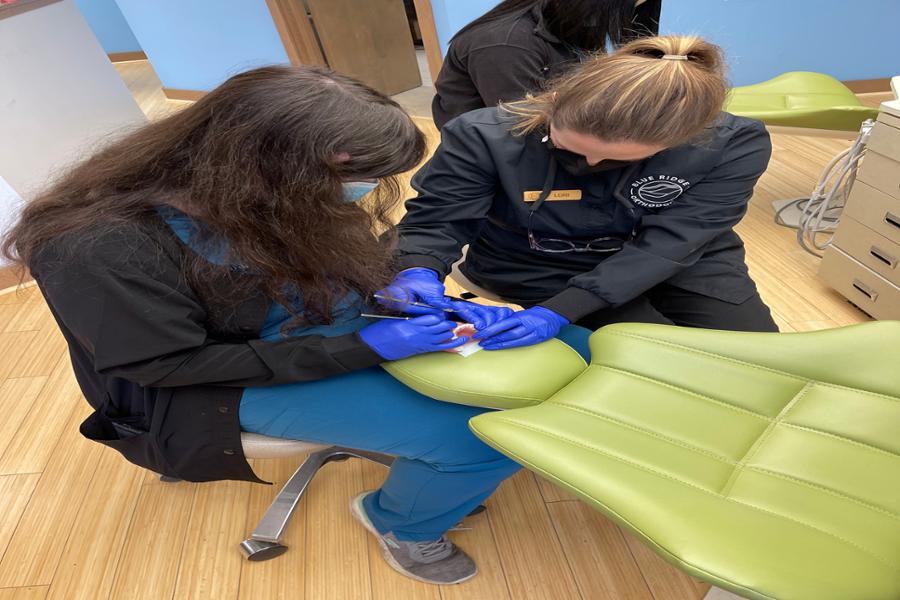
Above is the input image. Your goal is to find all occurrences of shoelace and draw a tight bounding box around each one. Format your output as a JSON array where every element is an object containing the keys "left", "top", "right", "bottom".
[{"left": 416, "top": 537, "right": 453, "bottom": 560}]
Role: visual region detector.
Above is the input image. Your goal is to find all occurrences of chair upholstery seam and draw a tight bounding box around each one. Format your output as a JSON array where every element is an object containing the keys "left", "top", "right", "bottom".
[
  {"left": 548, "top": 403, "right": 737, "bottom": 465},
  {"left": 468, "top": 421, "right": 782, "bottom": 600},
  {"left": 599, "top": 329, "right": 810, "bottom": 381},
  {"left": 719, "top": 383, "right": 813, "bottom": 498},
  {"left": 810, "top": 380, "right": 900, "bottom": 404},
  {"left": 564, "top": 365, "right": 773, "bottom": 421},
  {"left": 479, "top": 417, "right": 900, "bottom": 571},
  {"left": 780, "top": 422, "right": 900, "bottom": 462},
  {"left": 600, "top": 330, "right": 900, "bottom": 403},
  {"left": 748, "top": 466, "right": 900, "bottom": 521}
]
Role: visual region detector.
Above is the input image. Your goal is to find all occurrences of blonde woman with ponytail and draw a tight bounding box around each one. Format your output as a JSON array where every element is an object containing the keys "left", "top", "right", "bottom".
[{"left": 380, "top": 36, "right": 779, "bottom": 349}]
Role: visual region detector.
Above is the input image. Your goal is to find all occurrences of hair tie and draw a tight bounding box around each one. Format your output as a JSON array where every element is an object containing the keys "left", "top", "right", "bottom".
[{"left": 661, "top": 54, "right": 689, "bottom": 61}]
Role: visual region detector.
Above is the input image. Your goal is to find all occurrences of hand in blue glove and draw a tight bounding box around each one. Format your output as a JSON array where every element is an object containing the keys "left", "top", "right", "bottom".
[
  {"left": 447, "top": 300, "right": 514, "bottom": 331},
  {"left": 473, "top": 306, "right": 569, "bottom": 350},
  {"left": 360, "top": 314, "right": 467, "bottom": 360},
  {"left": 376, "top": 268, "right": 453, "bottom": 315}
]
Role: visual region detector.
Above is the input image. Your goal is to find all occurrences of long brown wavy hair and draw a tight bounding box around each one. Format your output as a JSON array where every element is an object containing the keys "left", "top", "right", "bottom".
[{"left": 2, "top": 65, "right": 427, "bottom": 323}]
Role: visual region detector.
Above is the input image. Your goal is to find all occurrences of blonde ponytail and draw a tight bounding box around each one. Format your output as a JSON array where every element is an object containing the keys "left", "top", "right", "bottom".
[{"left": 502, "top": 36, "right": 727, "bottom": 146}]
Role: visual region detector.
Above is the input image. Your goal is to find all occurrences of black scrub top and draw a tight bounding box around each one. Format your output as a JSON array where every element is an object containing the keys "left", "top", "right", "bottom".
[
  {"left": 432, "top": 1, "right": 662, "bottom": 129},
  {"left": 396, "top": 107, "right": 772, "bottom": 322}
]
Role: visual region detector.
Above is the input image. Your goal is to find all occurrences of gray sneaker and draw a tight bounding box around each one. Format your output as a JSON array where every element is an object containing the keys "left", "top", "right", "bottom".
[{"left": 350, "top": 491, "right": 478, "bottom": 585}]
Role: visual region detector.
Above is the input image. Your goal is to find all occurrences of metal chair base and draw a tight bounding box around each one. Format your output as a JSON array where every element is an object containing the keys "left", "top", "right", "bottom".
[
  {"left": 240, "top": 445, "right": 394, "bottom": 561},
  {"left": 239, "top": 539, "right": 289, "bottom": 561}
]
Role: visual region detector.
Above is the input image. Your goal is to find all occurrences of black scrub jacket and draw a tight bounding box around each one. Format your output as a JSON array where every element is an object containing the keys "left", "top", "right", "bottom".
[
  {"left": 31, "top": 219, "right": 383, "bottom": 483},
  {"left": 396, "top": 108, "right": 772, "bottom": 322},
  {"left": 432, "top": 2, "right": 662, "bottom": 129}
]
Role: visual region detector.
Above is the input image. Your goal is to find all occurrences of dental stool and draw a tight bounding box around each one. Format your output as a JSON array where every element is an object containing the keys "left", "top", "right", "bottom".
[
  {"left": 237, "top": 433, "right": 394, "bottom": 561},
  {"left": 449, "top": 248, "right": 506, "bottom": 303},
  {"left": 163, "top": 434, "right": 486, "bottom": 562},
  {"left": 467, "top": 321, "right": 900, "bottom": 600}
]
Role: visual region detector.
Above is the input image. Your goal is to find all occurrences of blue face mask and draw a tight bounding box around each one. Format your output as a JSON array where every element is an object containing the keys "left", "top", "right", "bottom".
[{"left": 342, "top": 181, "right": 379, "bottom": 203}]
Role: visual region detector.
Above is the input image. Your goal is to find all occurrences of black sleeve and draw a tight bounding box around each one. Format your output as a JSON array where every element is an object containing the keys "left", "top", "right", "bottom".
[
  {"left": 468, "top": 44, "right": 547, "bottom": 108},
  {"left": 36, "top": 240, "right": 382, "bottom": 389},
  {"left": 540, "top": 123, "right": 772, "bottom": 322},
  {"left": 395, "top": 118, "right": 499, "bottom": 276}
]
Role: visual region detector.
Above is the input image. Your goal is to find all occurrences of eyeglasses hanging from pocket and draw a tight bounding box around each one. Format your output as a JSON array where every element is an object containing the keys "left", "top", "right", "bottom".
[{"left": 526, "top": 156, "right": 636, "bottom": 254}]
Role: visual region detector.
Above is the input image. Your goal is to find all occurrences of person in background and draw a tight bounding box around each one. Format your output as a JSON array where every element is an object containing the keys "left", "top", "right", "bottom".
[
  {"left": 382, "top": 36, "right": 779, "bottom": 348},
  {"left": 2, "top": 66, "right": 523, "bottom": 586},
  {"left": 432, "top": 0, "right": 662, "bottom": 128}
]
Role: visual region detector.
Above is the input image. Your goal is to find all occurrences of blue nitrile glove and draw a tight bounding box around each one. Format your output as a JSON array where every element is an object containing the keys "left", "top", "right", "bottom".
[
  {"left": 359, "top": 314, "right": 468, "bottom": 360},
  {"left": 376, "top": 268, "right": 453, "bottom": 315},
  {"left": 447, "top": 300, "right": 514, "bottom": 331},
  {"left": 473, "top": 306, "right": 569, "bottom": 350}
]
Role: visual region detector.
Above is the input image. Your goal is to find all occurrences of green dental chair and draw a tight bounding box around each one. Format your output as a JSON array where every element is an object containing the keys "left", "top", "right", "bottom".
[
  {"left": 387, "top": 321, "right": 900, "bottom": 600},
  {"left": 725, "top": 72, "right": 881, "bottom": 230},
  {"left": 725, "top": 71, "right": 878, "bottom": 136}
]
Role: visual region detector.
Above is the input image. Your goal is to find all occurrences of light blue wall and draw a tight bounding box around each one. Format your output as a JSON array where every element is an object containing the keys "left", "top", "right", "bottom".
[
  {"left": 114, "top": 0, "right": 290, "bottom": 92},
  {"left": 73, "top": 0, "right": 141, "bottom": 54},
  {"left": 659, "top": 0, "right": 900, "bottom": 86},
  {"left": 431, "top": 0, "right": 500, "bottom": 56},
  {"left": 432, "top": 0, "right": 900, "bottom": 86}
]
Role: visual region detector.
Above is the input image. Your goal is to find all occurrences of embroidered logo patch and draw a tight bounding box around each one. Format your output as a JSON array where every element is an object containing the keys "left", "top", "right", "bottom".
[{"left": 630, "top": 175, "right": 691, "bottom": 208}]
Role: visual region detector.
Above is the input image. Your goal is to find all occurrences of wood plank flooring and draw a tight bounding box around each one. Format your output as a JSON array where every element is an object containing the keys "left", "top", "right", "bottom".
[{"left": 0, "top": 60, "right": 870, "bottom": 599}]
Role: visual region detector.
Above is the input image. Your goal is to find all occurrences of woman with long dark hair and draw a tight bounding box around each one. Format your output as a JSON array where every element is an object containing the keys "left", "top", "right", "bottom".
[
  {"left": 2, "top": 65, "right": 519, "bottom": 585},
  {"left": 432, "top": 0, "right": 661, "bottom": 128}
]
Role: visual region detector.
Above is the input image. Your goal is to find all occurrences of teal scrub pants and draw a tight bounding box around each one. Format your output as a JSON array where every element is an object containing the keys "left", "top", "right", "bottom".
[{"left": 239, "top": 325, "right": 591, "bottom": 542}]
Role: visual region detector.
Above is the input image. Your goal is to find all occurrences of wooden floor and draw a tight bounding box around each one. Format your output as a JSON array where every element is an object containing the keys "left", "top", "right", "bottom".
[{"left": 0, "top": 60, "right": 878, "bottom": 600}]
